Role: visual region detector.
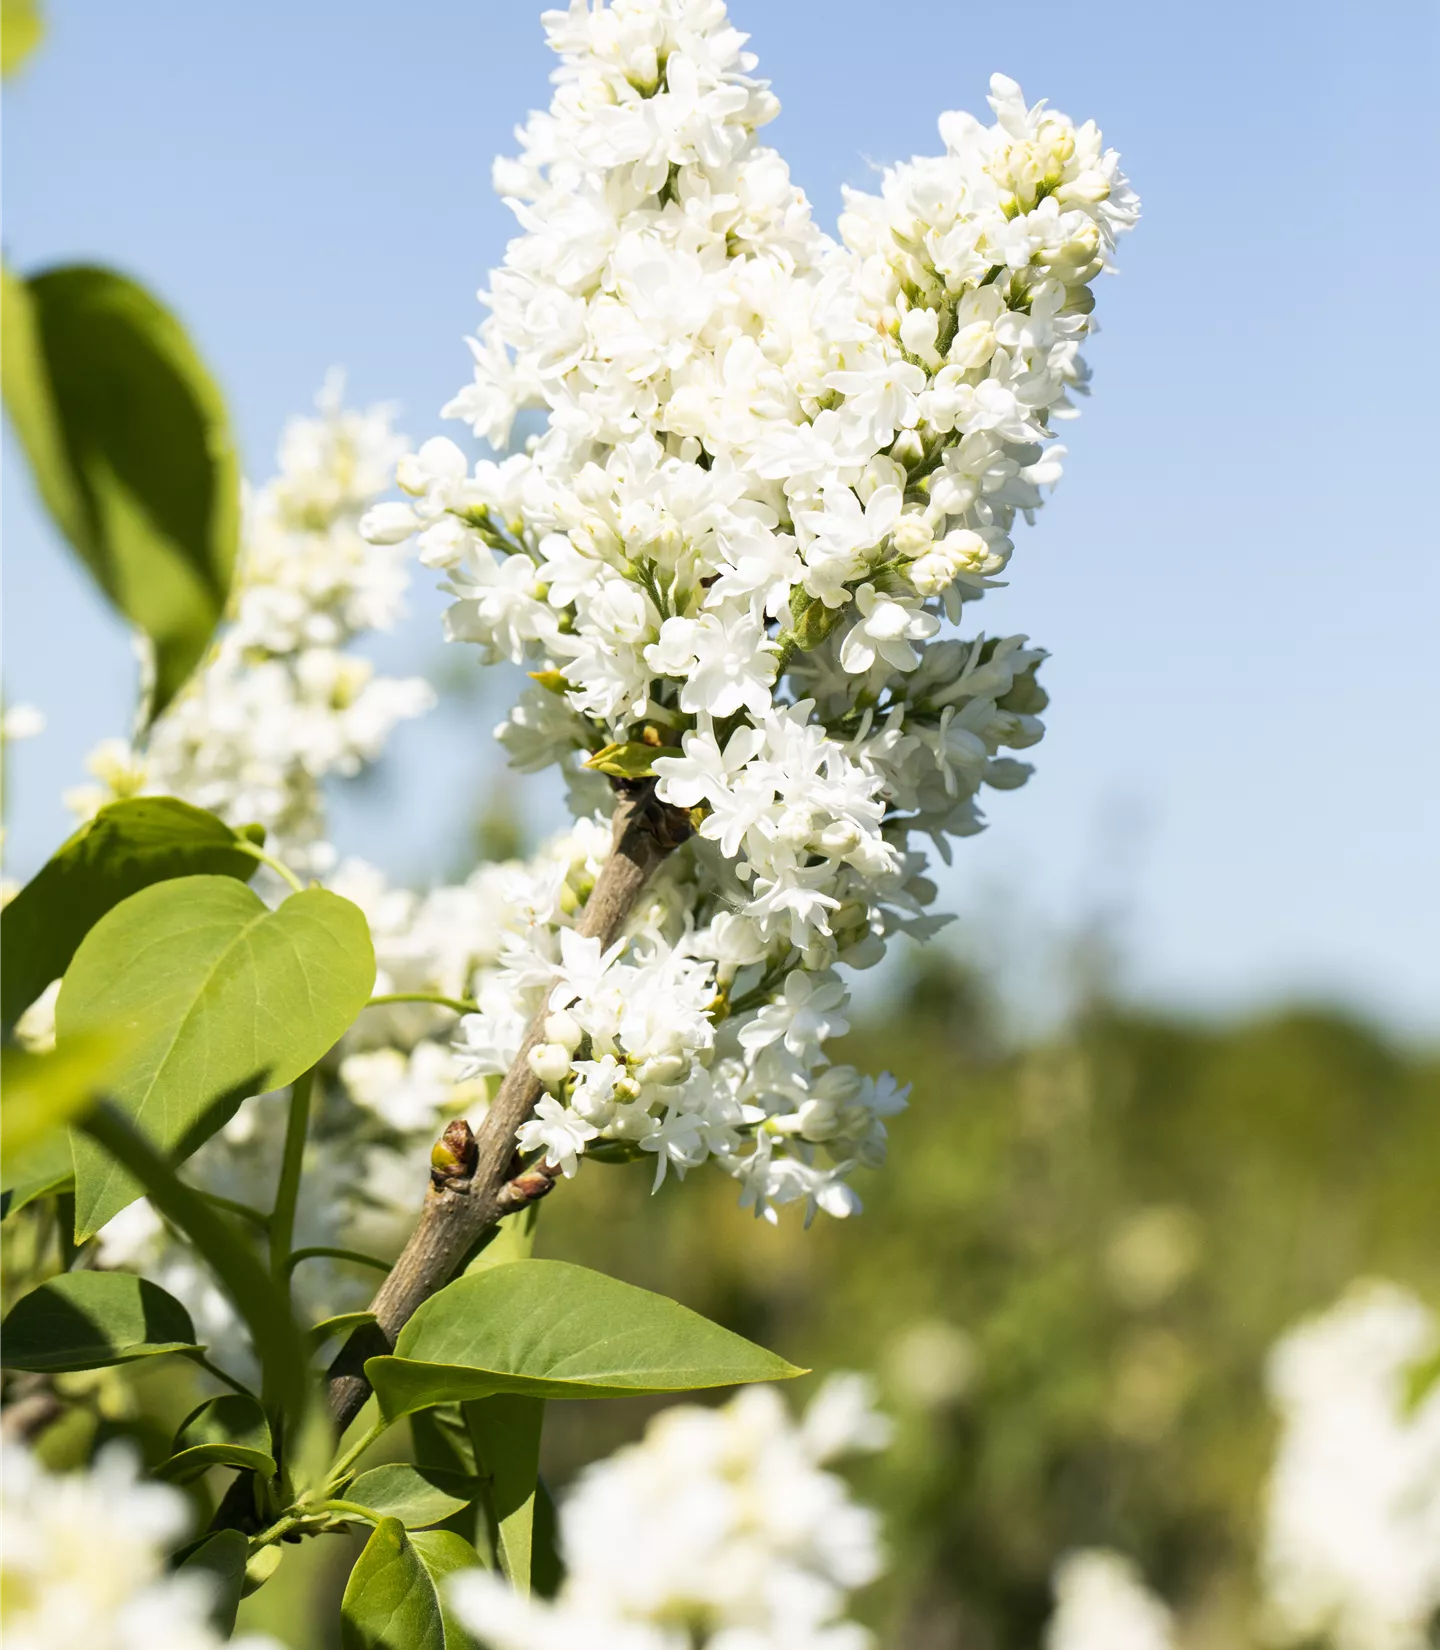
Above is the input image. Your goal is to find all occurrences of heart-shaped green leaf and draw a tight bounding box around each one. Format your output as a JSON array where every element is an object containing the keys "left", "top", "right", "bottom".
[
  {"left": 60, "top": 875, "right": 375, "bottom": 1240},
  {"left": 1, "top": 796, "right": 263, "bottom": 1028},
  {"left": 1, "top": 1270, "right": 200, "bottom": 1371},
  {"left": 341, "top": 1518, "right": 481, "bottom": 1650},
  {"left": 348, "top": 1465, "right": 478, "bottom": 1531},
  {"left": 1, "top": 264, "right": 239, "bottom": 720},
  {"left": 156, "top": 1393, "right": 275, "bottom": 1484},
  {"left": 365, "top": 1260, "right": 805, "bottom": 1421}
]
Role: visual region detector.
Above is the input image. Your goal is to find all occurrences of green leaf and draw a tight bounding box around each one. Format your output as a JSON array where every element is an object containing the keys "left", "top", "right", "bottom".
[
  {"left": 0, "top": 1034, "right": 126, "bottom": 1156},
  {"left": 1, "top": 0, "right": 42, "bottom": 76},
  {"left": 410, "top": 1530, "right": 484, "bottom": 1648},
  {"left": 61, "top": 875, "right": 375, "bottom": 1239},
  {"left": 465, "top": 1395, "right": 542, "bottom": 1594},
  {"left": 174, "top": 1529, "right": 249, "bottom": 1635},
  {"left": 532, "top": 1476, "right": 563, "bottom": 1600},
  {"left": 156, "top": 1393, "right": 275, "bottom": 1484},
  {"left": 341, "top": 1518, "right": 479, "bottom": 1650},
  {"left": 0, "top": 1126, "right": 73, "bottom": 1220},
  {"left": 1, "top": 264, "right": 240, "bottom": 718},
  {"left": 1, "top": 1270, "right": 200, "bottom": 1371},
  {"left": 348, "top": 1464, "right": 478, "bottom": 1530},
  {"left": 366, "top": 1259, "right": 805, "bottom": 1421},
  {"left": 242, "top": 1542, "right": 285, "bottom": 1597},
  {"left": 1, "top": 796, "right": 262, "bottom": 1028}
]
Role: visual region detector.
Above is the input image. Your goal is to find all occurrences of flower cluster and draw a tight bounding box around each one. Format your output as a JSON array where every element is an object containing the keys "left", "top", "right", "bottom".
[
  {"left": 0, "top": 1442, "right": 280, "bottom": 1650},
  {"left": 66, "top": 375, "right": 433, "bottom": 874},
  {"left": 1044, "top": 1550, "right": 1176, "bottom": 1650},
  {"left": 448, "top": 1375, "right": 890, "bottom": 1650},
  {"left": 1261, "top": 1281, "right": 1440, "bottom": 1650},
  {"left": 363, "top": 0, "right": 1137, "bottom": 1217}
]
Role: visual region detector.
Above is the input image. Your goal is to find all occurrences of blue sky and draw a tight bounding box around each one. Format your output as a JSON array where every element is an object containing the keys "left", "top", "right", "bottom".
[{"left": 4, "top": 1, "right": 1437, "bottom": 1036}]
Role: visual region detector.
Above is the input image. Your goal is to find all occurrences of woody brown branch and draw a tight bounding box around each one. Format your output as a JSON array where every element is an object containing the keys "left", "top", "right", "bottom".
[{"left": 325, "top": 778, "right": 691, "bottom": 1433}]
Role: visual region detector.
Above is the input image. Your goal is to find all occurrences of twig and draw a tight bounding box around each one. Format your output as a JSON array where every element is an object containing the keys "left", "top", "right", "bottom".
[{"left": 325, "top": 779, "right": 689, "bottom": 1431}]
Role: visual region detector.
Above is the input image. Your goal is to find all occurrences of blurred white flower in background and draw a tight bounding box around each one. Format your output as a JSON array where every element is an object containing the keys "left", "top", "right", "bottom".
[
  {"left": 448, "top": 1376, "right": 890, "bottom": 1650},
  {"left": 1261, "top": 1280, "right": 1440, "bottom": 1650},
  {"left": 0, "top": 1442, "right": 280, "bottom": 1650},
  {"left": 1045, "top": 1549, "right": 1176, "bottom": 1650}
]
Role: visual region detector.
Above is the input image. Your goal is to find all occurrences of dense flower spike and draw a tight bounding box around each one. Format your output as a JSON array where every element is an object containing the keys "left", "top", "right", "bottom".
[
  {"left": 0, "top": 1443, "right": 281, "bottom": 1650},
  {"left": 364, "top": 0, "right": 1137, "bottom": 1218},
  {"left": 447, "top": 1376, "right": 890, "bottom": 1650},
  {"left": 67, "top": 376, "right": 434, "bottom": 874},
  {"left": 1261, "top": 1282, "right": 1440, "bottom": 1650}
]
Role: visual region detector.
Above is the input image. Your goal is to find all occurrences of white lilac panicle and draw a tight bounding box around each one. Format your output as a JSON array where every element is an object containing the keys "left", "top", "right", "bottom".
[
  {"left": 65, "top": 376, "right": 434, "bottom": 875},
  {"left": 0, "top": 1441, "right": 281, "bottom": 1650},
  {"left": 447, "top": 1375, "right": 890, "bottom": 1650},
  {"left": 1260, "top": 1280, "right": 1440, "bottom": 1650},
  {"left": 1045, "top": 1550, "right": 1177, "bottom": 1650},
  {"left": 362, "top": 0, "right": 1137, "bottom": 1218}
]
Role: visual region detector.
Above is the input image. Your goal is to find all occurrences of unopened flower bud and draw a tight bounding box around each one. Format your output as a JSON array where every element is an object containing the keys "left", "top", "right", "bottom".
[
  {"left": 358, "top": 502, "right": 420, "bottom": 545},
  {"left": 544, "top": 1009, "right": 583, "bottom": 1052},
  {"left": 528, "top": 1043, "right": 572, "bottom": 1088},
  {"left": 430, "top": 1119, "right": 478, "bottom": 1188},
  {"left": 891, "top": 515, "right": 934, "bottom": 557},
  {"left": 637, "top": 1052, "right": 689, "bottom": 1086}
]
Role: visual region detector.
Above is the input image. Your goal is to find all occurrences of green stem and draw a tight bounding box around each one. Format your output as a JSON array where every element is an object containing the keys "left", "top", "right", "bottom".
[
  {"left": 189, "top": 1351, "right": 260, "bottom": 1402},
  {"left": 234, "top": 840, "right": 305, "bottom": 894},
  {"left": 248, "top": 1513, "right": 307, "bottom": 1552},
  {"left": 79, "top": 1104, "right": 310, "bottom": 1449},
  {"left": 364, "top": 991, "right": 478, "bottom": 1016},
  {"left": 195, "top": 1188, "right": 271, "bottom": 1233},
  {"left": 312, "top": 1498, "right": 382, "bottom": 1524},
  {"left": 270, "top": 1069, "right": 314, "bottom": 1285},
  {"left": 324, "top": 1415, "right": 389, "bottom": 1493},
  {"left": 288, "top": 1246, "right": 392, "bottom": 1276}
]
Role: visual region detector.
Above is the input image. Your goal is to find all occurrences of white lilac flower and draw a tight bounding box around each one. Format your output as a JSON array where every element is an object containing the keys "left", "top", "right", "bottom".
[
  {"left": 0, "top": 1441, "right": 281, "bottom": 1650},
  {"left": 1045, "top": 1550, "right": 1176, "bottom": 1650},
  {"left": 360, "top": 0, "right": 1136, "bottom": 1218},
  {"left": 447, "top": 1377, "right": 888, "bottom": 1650},
  {"left": 65, "top": 375, "right": 434, "bottom": 875},
  {"left": 1260, "top": 1280, "right": 1440, "bottom": 1650}
]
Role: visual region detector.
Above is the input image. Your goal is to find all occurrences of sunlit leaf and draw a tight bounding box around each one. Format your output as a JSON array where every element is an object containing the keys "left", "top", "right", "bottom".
[
  {"left": 1, "top": 796, "right": 262, "bottom": 1028},
  {"left": 366, "top": 1260, "right": 805, "bottom": 1421},
  {"left": 348, "top": 1464, "right": 478, "bottom": 1531},
  {"left": 341, "top": 1518, "right": 480, "bottom": 1650},
  {"left": 61, "top": 875, "right": 375, "bottom": 1239},
  {"left": 1, "top": 263, "right": 239, "bottom": 717}
]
